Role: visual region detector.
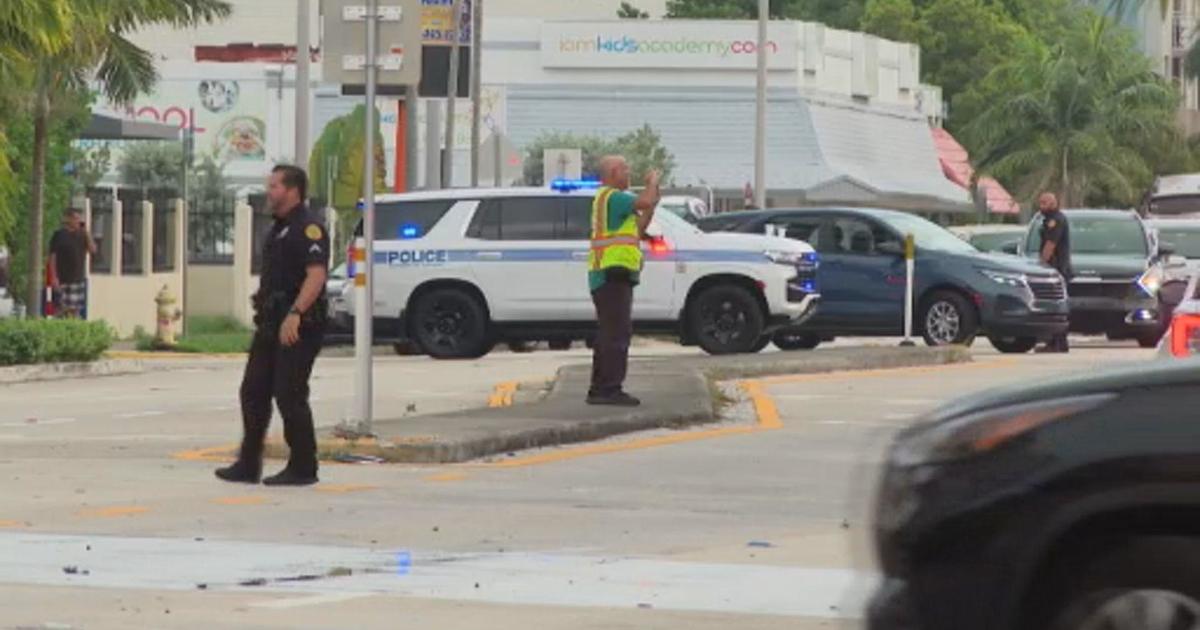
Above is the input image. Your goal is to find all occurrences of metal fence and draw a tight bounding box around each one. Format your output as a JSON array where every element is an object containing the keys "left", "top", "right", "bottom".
[
  {"left": 116, "top": 189, "right": 146, "bottom": 274},
  {"left": 189, "top": 192, "right": 236, "bottom": 265},
  {"left": 148, "top": 188, "right": 178, "bottom": 272},
  {"left": 87, "top": 188, "right": 114, "bottom": 274}
]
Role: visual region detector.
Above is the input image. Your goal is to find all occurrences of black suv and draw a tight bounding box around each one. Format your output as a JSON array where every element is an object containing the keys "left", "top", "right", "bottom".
[
  {"left": 1018, "top": 209, "right": 1168, "bottom": 347},
  {"left": 870, "top": 358, "right": 1200, "bottom": 630}
]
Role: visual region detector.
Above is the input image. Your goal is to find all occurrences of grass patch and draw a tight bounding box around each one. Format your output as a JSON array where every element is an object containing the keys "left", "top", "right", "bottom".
[{"left": 136, "top": 316, "right": 252, "bottom": 354}]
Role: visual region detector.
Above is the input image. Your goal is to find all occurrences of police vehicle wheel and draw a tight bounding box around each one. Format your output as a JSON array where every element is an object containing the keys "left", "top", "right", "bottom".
[
  {"left": 689, "top": 284, "right": 765, "bottom": 355},
  {"left": 988, "top": 336, "right": 1037, "bottom": 354},
  {"left": 750, "top": 336, "right": 772, "bottom": 353},
  {"left": 410, "top": 288, "right": 492, "bottom": 360},
  {"left": 919, "top": 291, "right": 978, "bottom": 347},
  {"left": 772, "top": 330, "right": 820, "bottom": 351},
  {"left": 1041, "top": 537, "right": 1200, "bottom": 630},
  {"left": 548, "top": 340, "right": 572, "bottom": 351}
]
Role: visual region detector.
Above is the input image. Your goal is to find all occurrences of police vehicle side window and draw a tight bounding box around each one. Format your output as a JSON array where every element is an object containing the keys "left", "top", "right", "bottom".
[
  {"left": 776, "top": 217, "right": 823, "bottom": 248},
  {"left": 468, "top": 197, "right": 564, "bottom": 241},
  {"left": 562, "top": 198, "right": 592, "bottom": 240},
  {"left": 375, "top": 200, "right": 456, "bottom": 240}
]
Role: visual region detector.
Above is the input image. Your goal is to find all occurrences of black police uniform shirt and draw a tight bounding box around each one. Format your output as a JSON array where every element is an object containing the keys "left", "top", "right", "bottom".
[
  {"left": 258, "top": 204, "right": 330, "bottom": 306},
  {"left": 1039, "top": 210, "right": 1072, "bottom": 278}
]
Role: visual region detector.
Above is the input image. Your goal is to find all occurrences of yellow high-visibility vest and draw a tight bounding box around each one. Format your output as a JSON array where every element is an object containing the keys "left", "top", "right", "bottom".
[{"left": 590, "top": 186, "right": 642, "bottom": 273}]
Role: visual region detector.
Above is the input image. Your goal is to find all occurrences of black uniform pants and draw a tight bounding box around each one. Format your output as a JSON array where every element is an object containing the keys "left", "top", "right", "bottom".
[
  {"left": 590, "top": 278, "right": 634, "bottom": 397},
  {"left": 238, "top": 326, "right": 323, "bottom": 472}
]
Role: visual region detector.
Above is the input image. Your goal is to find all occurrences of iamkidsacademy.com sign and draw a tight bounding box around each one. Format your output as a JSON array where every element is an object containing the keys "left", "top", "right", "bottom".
[{"left": 541, "top": 21, "right": 798, "bottom": 70}]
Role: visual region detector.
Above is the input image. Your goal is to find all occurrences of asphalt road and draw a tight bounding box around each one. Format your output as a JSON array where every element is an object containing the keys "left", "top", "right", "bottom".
[{"left": 0, "top": 339, "right": 1156, "bottom": 630}]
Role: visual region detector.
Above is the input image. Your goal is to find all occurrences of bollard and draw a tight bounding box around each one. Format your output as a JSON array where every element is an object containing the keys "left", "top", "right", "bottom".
[{"left": 900, "top": 233, "right": 916, "bottom": 347}]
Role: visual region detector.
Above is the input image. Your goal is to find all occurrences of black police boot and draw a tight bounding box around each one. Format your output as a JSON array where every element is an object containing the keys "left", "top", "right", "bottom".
[
  {"left": 586, "top": 391, "right": 641, "bottom": 407},
  {"left": 262, "top": 464, "right": 319, "bottom": 487},
  {"left": 214, "top": 459, "right": 262, "bottom": 484}
]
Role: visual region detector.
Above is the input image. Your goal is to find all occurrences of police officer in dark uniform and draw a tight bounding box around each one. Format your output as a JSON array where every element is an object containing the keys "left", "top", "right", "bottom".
[
  {"left": 1036, "top": 192, "right": 1072, "bottom": 354},
  {"left": 217, "top": 165, "right": 329, "bottom": 486}
]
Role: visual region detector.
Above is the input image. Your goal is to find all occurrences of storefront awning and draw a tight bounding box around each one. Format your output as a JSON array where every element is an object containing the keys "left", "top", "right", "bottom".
[{"left": 82, "top": 112, "right": 181, "bottom": 141}]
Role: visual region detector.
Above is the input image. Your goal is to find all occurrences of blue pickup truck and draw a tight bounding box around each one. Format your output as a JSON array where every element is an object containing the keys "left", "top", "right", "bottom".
[{"left": 697, "top": 207, "right": 1070, "bottom": 353}]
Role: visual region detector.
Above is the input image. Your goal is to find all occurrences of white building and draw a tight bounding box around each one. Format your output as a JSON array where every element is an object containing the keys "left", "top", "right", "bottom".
[{"left": 118, "top": 5, "right": 970, "bottom": 212}]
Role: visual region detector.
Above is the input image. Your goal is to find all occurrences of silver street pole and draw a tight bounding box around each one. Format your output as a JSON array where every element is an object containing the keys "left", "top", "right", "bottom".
[
  {"left": 296, "top": 0, "right": 312, "bottom": 165},
  {"left": 353, "top": 0, "right": 379, "bottom": 433},
  {"left": 753, "top": 0, "right": 768, "bottom": 209},
  {"left": 469, "top": 0, "right": 482, "bottom": 187},
  {"left": 443, "top": 0, "right": 464, "bottom": 187}
]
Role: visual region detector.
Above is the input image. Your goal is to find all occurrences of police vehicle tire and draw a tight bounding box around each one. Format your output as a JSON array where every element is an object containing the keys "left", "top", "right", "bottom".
[
  {"left": 410, "top": 288, "right": 492, "bottom": 360},
  {"left": 1040, "top": 536, "right": 1200, "bottom": 630},
  {"left": 772, "top": 330, "right": 820, "bottom": 351},
  {"left": 689, "top": 284, "right": 766, "bottom": 355},
  {"left": 988, "top": 335, "right": 1037, "bottom": 354},
  {"left": 750, "top": 335, "right": 772, "bottom": 353},
  {"left": 919, "top": 291, "right": 978, "bottom": 347}
]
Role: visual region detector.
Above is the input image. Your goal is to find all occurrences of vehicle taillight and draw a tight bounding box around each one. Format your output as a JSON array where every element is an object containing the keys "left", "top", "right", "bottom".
[
  {"left": 647, "top": 236, "right": 672, "bottom": 256},
  {"left": 1169, "top": 314, "right": 1200, "bottom": 357}
]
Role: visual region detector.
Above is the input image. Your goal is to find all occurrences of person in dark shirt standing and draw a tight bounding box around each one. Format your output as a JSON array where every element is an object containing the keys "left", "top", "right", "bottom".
[
  {"left": 1036, "top": 192, "right": 1072, "bottom": 354},
  {"left": 217, "top": 165, "right": 329, "bottom": 486},
  {"left": 48, "top": 209, "right": 97, "bottom": 318}
]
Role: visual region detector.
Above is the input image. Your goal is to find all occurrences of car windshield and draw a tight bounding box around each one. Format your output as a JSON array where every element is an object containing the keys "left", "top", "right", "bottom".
[
  {"left": 970, "top": 231, "right": 1022, "bottom": 253},
  {"left": 1026, "top": 213, "right": 1148, "bottom": 257},
  {"left": 1155, "top": 227, "right": 1200, "bottom": 258},
  {"left": 882, "top": 214, "right": 979, "bottom": 254}
]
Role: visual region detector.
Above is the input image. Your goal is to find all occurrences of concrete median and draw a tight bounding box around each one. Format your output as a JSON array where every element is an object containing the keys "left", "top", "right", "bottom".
[{"left": 307, "top": 346, "right": 973, "bottom": 464}]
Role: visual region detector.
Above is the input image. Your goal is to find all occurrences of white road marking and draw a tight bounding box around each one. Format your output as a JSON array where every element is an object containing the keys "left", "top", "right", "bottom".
[
  {"left": 0, "top": 532, "right": 877, "bottom": 619},
  {"left": 251, "top": 592, "right": 375, "bottom": 609},
  {"left": 114, "top": 411, "right": 166, "bottom": 419},
  {"left": 0, "top": 418, "right": 77, "bottom": 427}
]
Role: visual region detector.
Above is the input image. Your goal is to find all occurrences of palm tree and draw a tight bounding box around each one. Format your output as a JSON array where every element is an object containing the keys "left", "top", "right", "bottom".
[
  {"left": 22, "top": 0, "right": 230, "bottom": 315},
  {"left": 965, "top": 15, "right": 1180, "bottom": 209}
]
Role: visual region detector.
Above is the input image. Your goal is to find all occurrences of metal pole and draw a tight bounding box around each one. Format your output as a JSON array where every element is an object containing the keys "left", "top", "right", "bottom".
[
  {"left": 426, "top": 100, "right": 442, "bottom": 188},
  {"left": 493, "top": 130, "right": 502, "bottom": 187},
  {"left": 180, "top": 110, "right": 195, "bottom": 337},
  {"left": 405, "top": 86, "right": 419, "bottom": 190},
  {"left": 470, "top": 0, "right": 482, "bottom": 187},
  {"left": 443, "top": 0, "right": 465, "bottom": 187},
  {"left": 296, "top": 0, "right": 312, "bottom": 166},
  {"left": 753, "top": 0, "right": 768, "bottom": 209},
  {"left": 352, "top": 0, "right": 379, "bottom": 433}
]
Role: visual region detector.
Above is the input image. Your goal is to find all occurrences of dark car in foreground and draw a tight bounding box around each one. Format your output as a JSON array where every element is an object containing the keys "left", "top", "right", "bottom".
[
  {"left": 1019, "top": 209, "right": 1168, "bottom": 347},
  {"left": 870, "top": 358, "right": 1200, "bottom": 630},
  {"left": 698, "top": 208, "right": 1069, "bottom": 353}
]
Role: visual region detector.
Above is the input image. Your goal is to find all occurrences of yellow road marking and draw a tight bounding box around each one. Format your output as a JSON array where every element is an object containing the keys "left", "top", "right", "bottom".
[
  {"left": 315, "top": 484, "right": 379, "bottom": 494},
  {"left": 211, "top": 496, "right": 268, "bottom": 506},
  {"left": 739, "top": 381, "right": 782, "bottom": 429},
  {"left": 77, "top": 506, "right": 150, "bottom": 518},
  {"left": 173, "top": 444, "right": 237, "bottom": 462},
  {"left": 424, "top": 471, "right": 469, "bottom": 482},
  {"left": 0, "top": 520, "right": 29, "bottom": 528},
  {"left": 488, "top": 381, "right": 519, "bottom": 408}
]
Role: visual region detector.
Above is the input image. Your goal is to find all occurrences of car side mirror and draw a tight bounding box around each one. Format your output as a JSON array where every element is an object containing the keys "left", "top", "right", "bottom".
[
  {"left": 1001, "top": 241, "right": 1019, "bottom": 255},
  {"left": 877, "top": 241, "right": 905, "bottom": 257}
]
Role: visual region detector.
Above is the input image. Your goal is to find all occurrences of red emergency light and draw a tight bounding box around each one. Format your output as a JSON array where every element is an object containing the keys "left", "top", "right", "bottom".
[{"left": 1169, "top": 313, "right": 1200, "bottom": 357}]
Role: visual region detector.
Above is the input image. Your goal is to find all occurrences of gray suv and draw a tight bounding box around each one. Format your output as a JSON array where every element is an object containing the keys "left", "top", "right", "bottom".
[{"left": 1019, "top": 209, "right": 1168, "bottom": 347}]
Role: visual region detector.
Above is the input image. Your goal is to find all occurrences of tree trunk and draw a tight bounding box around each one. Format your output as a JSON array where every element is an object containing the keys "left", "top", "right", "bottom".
[
  {"left": 25, "top": 83, "right": 50, "bottom": 318},
  {"left": 1060, "top": 147, "right": 1071, "bottom": 208}
]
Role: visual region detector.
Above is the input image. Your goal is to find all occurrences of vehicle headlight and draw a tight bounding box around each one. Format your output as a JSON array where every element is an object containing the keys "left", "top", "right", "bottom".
[
  {"left": 891, "top": 394, "right": 1115, "bottom": 466},
  {"left": 764, "top": 250, "right": 819, "bottom": 269},
  {"left": 1138, "top": 266, "right": 1165, "bottom": 297},
  {"left": 979, "top": 268, "right": 1027, "bottom": 288}
]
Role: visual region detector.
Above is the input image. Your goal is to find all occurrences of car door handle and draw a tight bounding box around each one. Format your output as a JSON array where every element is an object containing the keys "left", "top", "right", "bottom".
[
  {"left": 476, "top": 251, "right": 502, "bottom": 260},
  {"left": 571, "top": 251, "right": 589, "bottom": 261}
]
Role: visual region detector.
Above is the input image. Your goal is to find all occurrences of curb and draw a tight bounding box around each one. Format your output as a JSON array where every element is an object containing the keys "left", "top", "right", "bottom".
[
  {"left": 296, "top": 346, "right": 972, "bottom": 465},
  {"left": 0, "top": 360, "right": 146, "bottom": 385}
]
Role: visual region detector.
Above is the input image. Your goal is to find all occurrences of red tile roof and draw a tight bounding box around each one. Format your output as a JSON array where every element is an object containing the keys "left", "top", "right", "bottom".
[{"left": 932, "top": 127, "right": 1020, "bottom": 215}]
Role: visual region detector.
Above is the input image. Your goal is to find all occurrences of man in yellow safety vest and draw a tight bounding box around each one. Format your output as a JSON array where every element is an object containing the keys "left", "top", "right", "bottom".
[{"left": 587, "top": 155, "right": 661, "bottom": 406}]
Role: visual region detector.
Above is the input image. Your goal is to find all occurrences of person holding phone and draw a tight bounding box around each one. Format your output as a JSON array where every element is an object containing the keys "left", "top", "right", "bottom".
[{"left": 47, "top": 209, "right": 96, "bottom": 318}]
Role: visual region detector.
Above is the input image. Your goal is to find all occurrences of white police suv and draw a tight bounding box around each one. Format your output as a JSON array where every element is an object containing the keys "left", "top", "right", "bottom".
[{"left": 348, "top": 182, "right": 819, "bottom": 359}]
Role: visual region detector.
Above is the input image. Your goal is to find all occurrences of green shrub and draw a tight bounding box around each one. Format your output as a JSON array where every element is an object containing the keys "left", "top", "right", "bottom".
[{"left": 0, "top": 319, "right": 113, "bottom": 366}]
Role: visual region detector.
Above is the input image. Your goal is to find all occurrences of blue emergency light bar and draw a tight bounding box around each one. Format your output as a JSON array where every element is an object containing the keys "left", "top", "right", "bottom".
[
  {"left": 550, "top": 178, "right": 601, "bottom": 192},
  {"left": 399, "top": 223, "right": 421, "bottom": 239}
]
